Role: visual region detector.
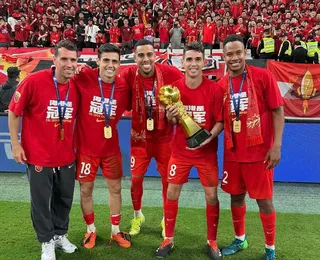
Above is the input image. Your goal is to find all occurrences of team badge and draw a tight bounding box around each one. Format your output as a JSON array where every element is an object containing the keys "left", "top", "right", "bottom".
[
  {"left": 14, "top": 91, "right": 21, "bottom": 103},
  {"left": 35, "top": 165, "right": 43, "bottom": 172}
]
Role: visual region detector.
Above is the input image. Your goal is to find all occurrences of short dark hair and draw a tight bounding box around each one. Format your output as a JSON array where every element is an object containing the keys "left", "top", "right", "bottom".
[
  {"left": 183, "top": 42, "right": 204, "bottom": 57},
  {"left": 223, "top": 34, "right": 244, "bottom": 48},
  {"left": 98, "top": 43, "right": 121, "bottom": 59},
  {"left": 134, "top": 39, "right": 154, "bottom": 51},
  {"left": 54, "top": 40, "right": 78, "bottom": 57}
]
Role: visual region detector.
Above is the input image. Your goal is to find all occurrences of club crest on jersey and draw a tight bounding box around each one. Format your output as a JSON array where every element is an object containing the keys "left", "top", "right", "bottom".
[
  {"left": 14, "top": 91, "right": 21, "bottom": 103},
  {"left": 35, "top": 165, "right": 43, "bottom": 172}
]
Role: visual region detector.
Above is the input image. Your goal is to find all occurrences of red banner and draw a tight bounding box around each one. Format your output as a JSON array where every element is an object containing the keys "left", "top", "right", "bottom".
[{"left": 267, "top": 61, "right": 320, "bottom": 118}]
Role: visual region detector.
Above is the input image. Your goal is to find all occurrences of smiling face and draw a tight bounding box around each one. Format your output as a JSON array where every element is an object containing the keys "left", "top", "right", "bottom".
[
  {"left": 182, "top": 50, "right": 204, "bottom": 79},
  {"left": 96, "top": 52, "right": 120, "bottom": 83},
  {"left": 53, "top": 47, "right": 78, "bottom": 83},
  {"left": 134, "top": 44, "right": 156, "bottom": 77},
  {"left": 223, "top": 40, "right": 247, "bottom": 77}
]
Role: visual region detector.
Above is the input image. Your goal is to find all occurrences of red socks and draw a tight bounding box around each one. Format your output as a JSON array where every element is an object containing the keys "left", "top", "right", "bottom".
[
  {"left": 206, "top": 201, "right": 220, "bottom": 241},
  {"left": 260, "top": 211, "right": 276, "bottom": 246},
  {"left": 110, "top": 214, "right": 121, "bottom": 226},
  {"left": 131, "top": 177, "right": 144, "bottom": 210},
  {"left": 164, "top": 199, "right": 178, "bottom": 238},
  {"left": 83, "top": 212, "right": 94, "bottom": 225},
  {"left": 231, "top": 205, "right": 246, "bottom": 237},
  {"left": 161, "top": 177, "right": 168, "bottom": 211}
]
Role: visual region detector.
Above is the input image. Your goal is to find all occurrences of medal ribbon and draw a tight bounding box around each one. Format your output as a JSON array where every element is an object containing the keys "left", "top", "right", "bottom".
[
  {"left": 98, "top": 75, "right": 115, "bottom": 127},
  {"left": 229, "top": 71, "right": 246, "bottom": 121},
  {"left": 53, "top": 72, "right": 70, "bottom": 131},
  {"left": 143, "top": 78, "right": 156, "bottom": 120}
]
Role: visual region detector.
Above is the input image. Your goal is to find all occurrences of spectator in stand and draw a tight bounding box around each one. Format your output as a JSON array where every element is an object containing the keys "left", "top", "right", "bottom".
[
  {"left": 50, "top": 26, "right": 61, "bottom": 47},
  {"left": 95, "top": 30, "right": 106, "bottom": 48},
  {"left": 170, "top": 21, "right": 184, "bottom": 49},
  {"left": 0, "top": 1, "right": 8, "bottom": 19},
  {"left": 38, "top": 24, "right": 49, "bottom": 47},
  {"left": 278, "top": 33, "right": 292, "bottom": 62},
  {"left": 84, "top": 18, "right": 100, "bottom": 50},
  {"left": 218, "top": 18, "right": 234, "bottom": 49},
  {"left": 201, "top": 16, "right": 216, "bottom": 53},
  {"left": 291, "top": 41, "right": 308, "bottom": 63},
  {"left": 0, "top": 17, "right": 11, "bottom": 48},
  {"left": 120, "top": 19, "right": 133, "bottom": 54},
  {"left": 109, "top": 20, "right": 121, "bottom": 47},
  {"left": 76, "top": 19, "right": 86, "bottom": 51},
  {"left": 76, "top": 1, "right": 92, "bottom": 24},
  {"left": 132, "top": 17, "right": 145, "bottom": 48},
  {"left": 294, "top": 34, "right": 307, "bottom": 49},
  {"left": 184, "top": 21, "right": 198, "bottom": 45},
  {"left": 249, "top": 20, "right": 264, "bottom": 59},
  {"left": 14, "top": 19, "right": 27, "bottom": 47},
  {"left": 258, "top": 29, "right": 275, "bottom": 60},
  {"left": 63, "top": 23, "right": 76, "bottom": 44},
  {"left": 159, "top": 18, "right": 170, "bottom": 49},
  {"left": 0, "top": 67, "right": 20, "bottom": 113},
  {"left": 63, "top": 10, "right": 75, "bottom": 28},
  {"left": 144, "top": 22, "right": 155, "bottom": 44}
]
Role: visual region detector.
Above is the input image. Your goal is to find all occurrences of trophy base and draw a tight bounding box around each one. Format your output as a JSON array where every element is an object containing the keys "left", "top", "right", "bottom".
[{"left": 187, "top": 129, "right": 211, "bottom": 148}]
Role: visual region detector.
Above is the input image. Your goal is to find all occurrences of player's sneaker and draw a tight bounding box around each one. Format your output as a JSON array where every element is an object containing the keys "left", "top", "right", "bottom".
[
  {"left": 155, "top": 238, "right": 174, "bottom": 258},
  {"left": 161, "top": 219, "right": 165, "bottom": 239},
  {"left": 129, "top": 214, "right": 145, "bottom": 235},
  {"left": 221, "top": 237, "right": 248, "bottom": 256},
  {"left": 111, "top": 232, "right": 131, "bottom": 248},
  {"left": 265, "top": 248, "right": 276, "bottom": 260},
  {"left": 83, "top": 232, "right": 97, "bottom": 249},
  {"left": 54, "top": 234, "right": 78, "bottom": 253},
  {"left": 41, "top": 239, "right": 56, "bottom": 260},
  {"left": 207, "top": 240, "right": 222, "bottom": 260}
]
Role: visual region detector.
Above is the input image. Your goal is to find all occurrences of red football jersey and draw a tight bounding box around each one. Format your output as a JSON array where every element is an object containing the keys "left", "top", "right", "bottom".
[
  {"left": 219, "top": 66, "right": 284, "bottom": 163},
  {"left": 171, "top": 77, "right": 224, "bottom": 161},
  {"left": 109, "top": 26, "right": 121, "bottom": 43},
  {"left": 120, "top": 63, "right": 183, "bottom": 143},
  {"left": 9, "top": 68, "right": 79, "bottom": 167},
  {"left": 74, "top": 68, "right": 131, "bottom": 157}
]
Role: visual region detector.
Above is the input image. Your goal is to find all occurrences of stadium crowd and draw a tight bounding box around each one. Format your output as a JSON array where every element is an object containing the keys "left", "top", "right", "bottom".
[{"left": 0, "top": 0, "right": 320, "bottom": 60}]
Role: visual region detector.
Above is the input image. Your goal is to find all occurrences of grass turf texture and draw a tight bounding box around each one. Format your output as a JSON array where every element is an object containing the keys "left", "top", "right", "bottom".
[{"left": 0, "top": 201, "right": 317, "bottom": 260}]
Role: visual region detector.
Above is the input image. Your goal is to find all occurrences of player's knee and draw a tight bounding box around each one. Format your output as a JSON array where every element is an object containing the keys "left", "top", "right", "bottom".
[
  {"left": 167, "top": 184, "right": 182, "bottom": 200},
  {"left": 80, "top": 185, "right": 94, "bottom": 199},
  {"left": 256, "top": 199, "right": 274, "bottom": 214},
  {"left": 231, "top": 193, "right": 246, "bottom": 206}
]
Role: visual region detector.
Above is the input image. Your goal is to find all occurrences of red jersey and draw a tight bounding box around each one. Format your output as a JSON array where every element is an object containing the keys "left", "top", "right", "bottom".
[
  {"left": 251, "top": 26, "right": 264, "bottom": 47},
  {"left": 202, "top": 22, "right": 216, "bottom": 43},
  {"left": 50, "top": 31, "right": 61, "bottom": 46},
  {"left": 132, "top": 24, "right": 145, "bottom": 40},
  {"left": 0, "top": 24, "right": 11, "bottom": 43},
  {"left": 74, "top": 68, "right": 130, "bottom": 157},
  {"left": 63, "top": 28, "right": 76, "bottom": 43},
  {"left": 109, "top": 26, "right": 121, "bottom": 43},
  {"left": 234, "top": 24, "right": 247, "bottom": 36},
  {"left": 219, "top": 66, "right": 284, "bottom": 163},
  {"left": 144, "top": 28, "right": 155, "bottom": 37},
  {"left": 171, "top": 77, "right": 223, "bottom": 161},
  {"left": 120, "top": 63, "right": 183, "bottom": 143},
  {"left": 185, "top": 27, "right": 198, "bottom": 43},
  {"left": 218, "top": 25, "right": 234, "bottom": 42},
  {"left": 120, "top": 26, "right": 132, "bottom": 42},
  {"left": 9, "top": 68, "right": 79, "bottom": 167},
  {"left": 96, "top": 34, "right": 106, "bottom": 44},
  {"left": 159, "top": 25, "right": 170, "bottom": 43}
]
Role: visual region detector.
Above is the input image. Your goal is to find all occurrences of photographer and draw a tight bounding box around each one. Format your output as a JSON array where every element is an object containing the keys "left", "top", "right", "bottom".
[
  {"left": 84, "top": 18, "right": 100, "bottom": 50},
  {"left": 170, "top": 21, "right": 184, "bottom": 49}
]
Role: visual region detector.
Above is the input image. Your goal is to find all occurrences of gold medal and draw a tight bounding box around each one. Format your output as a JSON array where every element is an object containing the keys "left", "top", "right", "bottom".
[
  {"left": 104, "top": 126, "right": 112, "bottom": 139},
  {"left": 59, "top": 128, "right": 65, "bottom": 140},
  {"left": 147, "top": 118, "right": 154, "bottom": 131},
  {"left": 233, "top": 120, "right": 241, "bottom": 133}
]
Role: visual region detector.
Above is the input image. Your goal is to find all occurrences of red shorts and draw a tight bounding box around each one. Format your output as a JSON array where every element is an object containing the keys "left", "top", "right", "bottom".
[
  {"left": 221, "top": 161, "right": 274, "bottom": 199},
  {"left": 130, "top": 142, "right": 171, "bottom": 178},
  {"left": 167, "top": 156, "right": 219, "bottom": 187},
  {"left": 76, "top": 152, "right": 123, "bottom": 182}
]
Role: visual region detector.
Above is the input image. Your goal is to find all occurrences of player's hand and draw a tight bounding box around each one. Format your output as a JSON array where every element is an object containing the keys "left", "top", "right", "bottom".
[
  {"left": 12, "top": 144, "right": 27, "bottom": 164},
  {"left": 166, "top": 105, "right": 179, "bottom": 121},
  {"left": 264, "top": 145, "right": 281, "bottom": 169},
  {"left": 75, "top": 63, "right": 90, "bottom": 74},
  {"left": 186, "top": 135, "right": 213, "bottom": 150}
]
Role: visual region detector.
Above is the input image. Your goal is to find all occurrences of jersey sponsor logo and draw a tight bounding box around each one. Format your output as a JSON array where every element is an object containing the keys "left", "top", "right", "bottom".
[
  {"left": 14, "top": 91, "right": 21, "bottom": 103},
  {"left": 89, "top": 96, "right": 117, "bottom": 118},
  {"left": 46, "top": 100, "right": 74, "bottom": 122},
  {"left": 35, "top": 165, "right": 43, "bottom": 172},
  {"left": 184, "top": 105, "right": 206, "bottom": 125}
]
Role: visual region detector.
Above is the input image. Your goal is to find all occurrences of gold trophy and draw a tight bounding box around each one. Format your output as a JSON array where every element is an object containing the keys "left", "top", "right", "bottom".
[{"left": 159, "top": 85, "right": 211, "bottom": 148}]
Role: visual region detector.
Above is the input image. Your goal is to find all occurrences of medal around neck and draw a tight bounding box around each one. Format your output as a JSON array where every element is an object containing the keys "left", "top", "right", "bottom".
[
  {"left": 233, "top": 120, "right": 241, "bottom": 133},
  {"left": 159, "top": 85, "right": 211, "bottom": 148},
  {"left": 104, "top": 126, "right": 112, "bottom": 139},
  {"left": 147, "top": 118, "right": 154, "bottom": 131}
]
